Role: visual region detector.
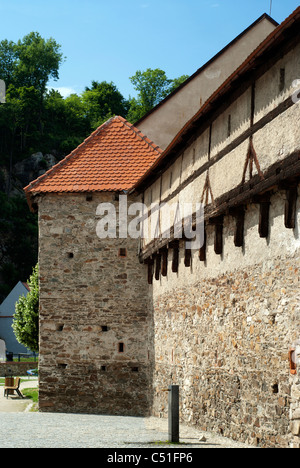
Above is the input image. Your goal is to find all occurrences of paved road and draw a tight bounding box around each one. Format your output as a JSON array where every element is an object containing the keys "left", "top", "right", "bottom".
[{"left": 0, "top": 380, "right": 252, "bottom": 449}]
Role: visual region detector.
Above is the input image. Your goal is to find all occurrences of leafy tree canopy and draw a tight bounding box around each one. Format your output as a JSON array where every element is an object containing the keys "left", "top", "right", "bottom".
[
  {"left": 82, "top": 80, "right": 129, "bottom": 130},
  {"left": 0, "top": 192, "right": 38, "bottom": 300},
  {"left": 13, "top": 264, "right": 39, "bottom": 353},
  {"left": 127, "top": 68, "right": 189, "bottom": 122},
  {"left": 0, "top": 32, "right": 64, "bottom": 95}
]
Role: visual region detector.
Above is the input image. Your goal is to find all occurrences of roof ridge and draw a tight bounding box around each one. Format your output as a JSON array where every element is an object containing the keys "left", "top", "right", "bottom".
[
  {"left": 24, "top": 115, "right": 163, "bottom": 202},
  {"left": 24, "top": 120, "right": 110, "bottom": 193},
  {"left": 24, "top": 117, "right": 128, "bottom": 193},
  {"left": 118, "top": 116, "right": 163, "bottom": 154},
  {"left": 135, "top": 12, "right": 279, "bottom": 126},
  {"left": 132, "top": 5, "right": 300, "bottom": 190}
]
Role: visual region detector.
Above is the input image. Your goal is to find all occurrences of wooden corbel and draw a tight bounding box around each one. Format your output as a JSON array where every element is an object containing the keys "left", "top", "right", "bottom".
[
  {"left": 145, "top": 258, "right": 154, "bottom": 285},
  {"left": 170, "top": 240, "right": 179, "bottom": 273},
  {"left": 184, "top": 244, "right": 192, "bottom": 268},
  {"left": 230, "top": 207, "right": 246, "bottom": 248},
  {"left": 284, "top": 181, "right": 298, "bottom": 229},
  {"left": 210, "top": 216, "right": 224, "bottom": 255},
  {"left": 253, "top": 193, "right": 271, "bottom": 239},
  {"left": 160, "top": 248, "right": 168, "bottom": 277},
  {"left": 155, "top": 253, "right": 161, "bottom": 281},
  {"left": 199, "top": 224, "right": 207, "bottom": 262}
]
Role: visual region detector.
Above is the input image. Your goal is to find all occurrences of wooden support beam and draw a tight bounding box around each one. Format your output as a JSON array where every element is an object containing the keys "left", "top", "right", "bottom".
[
  {"left": 285, "top": 183, "right": 298, "bottom": 229},
  {"left": 171, "top": 241, "right": 179, "bottom": 273},
  {"left": 161, "top": 248, "right": 168, "bottom": 277},
  {"left": 210, "top": 216, "right": 224, "bottom": 255},
  {"left": 254, "top": 193, "right": 271, "bottom": 238},
  {"left": 230, "top": 207, "right": 245, "bottom": 247},
  {"left": 155, "top": 253, "right": 161, "bottom": 281},
  {"left": 138, "top": 152, "right": 300, "bottom": 263},
  {"left": 184, "top": 245, "right": 191, "bottom": 268},
  {"left": 147, "top": 260, "right": 154, "bottom": 285},
  {"left": 199, "top": 225, "right": 207, "bottom": 262}
]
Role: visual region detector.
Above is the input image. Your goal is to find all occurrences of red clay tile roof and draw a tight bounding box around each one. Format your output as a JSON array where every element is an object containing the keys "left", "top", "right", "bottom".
[{"left": 24, "top": 116, "right": 162, "bottom": 195}]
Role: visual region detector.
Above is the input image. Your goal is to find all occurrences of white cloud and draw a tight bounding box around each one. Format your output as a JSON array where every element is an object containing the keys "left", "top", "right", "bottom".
[{"left": 48, "top": 87, "right": 77, "bottom": 98}]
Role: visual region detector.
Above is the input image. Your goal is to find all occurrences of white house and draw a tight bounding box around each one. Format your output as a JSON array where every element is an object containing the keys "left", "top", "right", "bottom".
[{"left": 0, "top": 281, "right": 31, "bottom": 356}]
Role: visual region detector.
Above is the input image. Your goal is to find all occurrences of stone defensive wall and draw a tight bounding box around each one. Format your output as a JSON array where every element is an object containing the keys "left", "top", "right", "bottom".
[{"left": 138, "top": 29, "right": 300, "bottom": 447}]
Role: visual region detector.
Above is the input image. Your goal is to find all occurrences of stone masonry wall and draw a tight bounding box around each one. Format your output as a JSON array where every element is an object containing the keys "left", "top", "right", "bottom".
[
  {"left": 37, "top": 192, "right": 152, "bottom": 416},
  {"left": 0, "top": 362, "right": 37, "bottom": 377},
  {"left": 150, "top": 191, "right": 300, "bottom": 448}
]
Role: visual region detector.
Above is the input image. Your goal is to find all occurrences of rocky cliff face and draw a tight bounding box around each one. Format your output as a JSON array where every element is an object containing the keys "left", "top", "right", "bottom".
[
  {"left": 14, "top": 152, "right": 57, "bottom": 187},
  {"left": 0, "top": 152, "right": 58, "bottom": 195}
]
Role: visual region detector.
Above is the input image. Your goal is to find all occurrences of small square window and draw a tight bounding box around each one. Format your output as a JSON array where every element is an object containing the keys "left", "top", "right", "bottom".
[
  {"left": 101, "top": 326, "right": 108, "bottom": 332},
  {"left": 58, "top": 363, "right": 68, "bottom": 369},
  {"left": 118, "top": 248, "right": 127, "bottom": 258}
]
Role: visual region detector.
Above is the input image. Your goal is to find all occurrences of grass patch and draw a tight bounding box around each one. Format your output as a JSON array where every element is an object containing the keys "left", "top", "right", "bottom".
[{"left": 22, "top": 388, "right": 38, "bottom": 403}]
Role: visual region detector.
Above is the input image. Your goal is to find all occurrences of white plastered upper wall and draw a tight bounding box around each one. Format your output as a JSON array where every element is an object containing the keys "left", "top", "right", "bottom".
[
  {"left": 140, "top": 38, "right": 300, "bottom": 250},
  {"left": 137, "top": 16, "right": 277, "bottom": 151}
]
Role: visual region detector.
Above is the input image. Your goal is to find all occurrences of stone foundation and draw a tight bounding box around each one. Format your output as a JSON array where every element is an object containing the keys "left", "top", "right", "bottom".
[{"left": 151, "top": 253, "right": 299, "bottom": 447}]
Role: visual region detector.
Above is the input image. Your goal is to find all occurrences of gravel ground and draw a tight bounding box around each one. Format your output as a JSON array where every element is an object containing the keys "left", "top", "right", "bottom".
[
  {"left": 0, "top": 379, "right": 252, "bottom": 449},
  {"left": 0, "top": 412, "right": 252, "bottom": 449}
]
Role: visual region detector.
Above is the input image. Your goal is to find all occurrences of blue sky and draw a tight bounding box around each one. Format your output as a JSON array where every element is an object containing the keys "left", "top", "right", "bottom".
[{"left": 0, "top": 0, "right": 299, "bottom": 99}]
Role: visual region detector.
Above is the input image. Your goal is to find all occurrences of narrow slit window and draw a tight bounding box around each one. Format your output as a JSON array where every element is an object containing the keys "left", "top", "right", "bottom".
[
  {"left": 118, "top": 343, "right": 124, "bottom": 353},
  {"left": 169, "top": 171, "right": 173, "bottom": 189},
  {"left": 101, "top": 366, "right": 106, "bottom": 372},
  {"left": 279, "top": 68, "right": 285, "bottom": 92},
  {"left": 227, "top": 114, "right": 232, "bottom": 137},
  {"left": 192, "top": 148, "right": 196, "bottom": 166}
]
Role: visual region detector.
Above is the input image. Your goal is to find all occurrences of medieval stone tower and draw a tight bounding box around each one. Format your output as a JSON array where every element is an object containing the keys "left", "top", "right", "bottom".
[{"left": 25, "top": 117, "right": 161, "bottom": 415}]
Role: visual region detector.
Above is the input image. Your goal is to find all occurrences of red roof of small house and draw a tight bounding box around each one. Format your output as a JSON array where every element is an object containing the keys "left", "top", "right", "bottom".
[{"left": 24, "top": 116, "right": 162, "bottom": 199}]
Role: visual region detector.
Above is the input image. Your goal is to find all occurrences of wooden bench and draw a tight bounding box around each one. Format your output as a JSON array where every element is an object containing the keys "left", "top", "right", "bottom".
[{"left": 4, "top": 377, "right": 24, "bottom": 399}]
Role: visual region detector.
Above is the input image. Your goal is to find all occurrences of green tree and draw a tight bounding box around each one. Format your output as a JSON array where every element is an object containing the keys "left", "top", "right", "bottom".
[
  {"left": 0, "top": 40, "right": 17, "bottom": 88},
  {"left": 14, "top": 32, "right": 64, "bottom": 95},
  {"left": 0, "top": 33, "right": 65, "bottom": 179},
  {"left": 127, "top": 68, "right": 189, "bottom": 122},
  {"left": 13, "top": 264, "right": 39, "bottom": 353},
  {"left": 0, "top": 193, "right": 38, "bottom": 300},
  {"left": 82, "top": 80, "right": 129, "bottom": 129}
]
